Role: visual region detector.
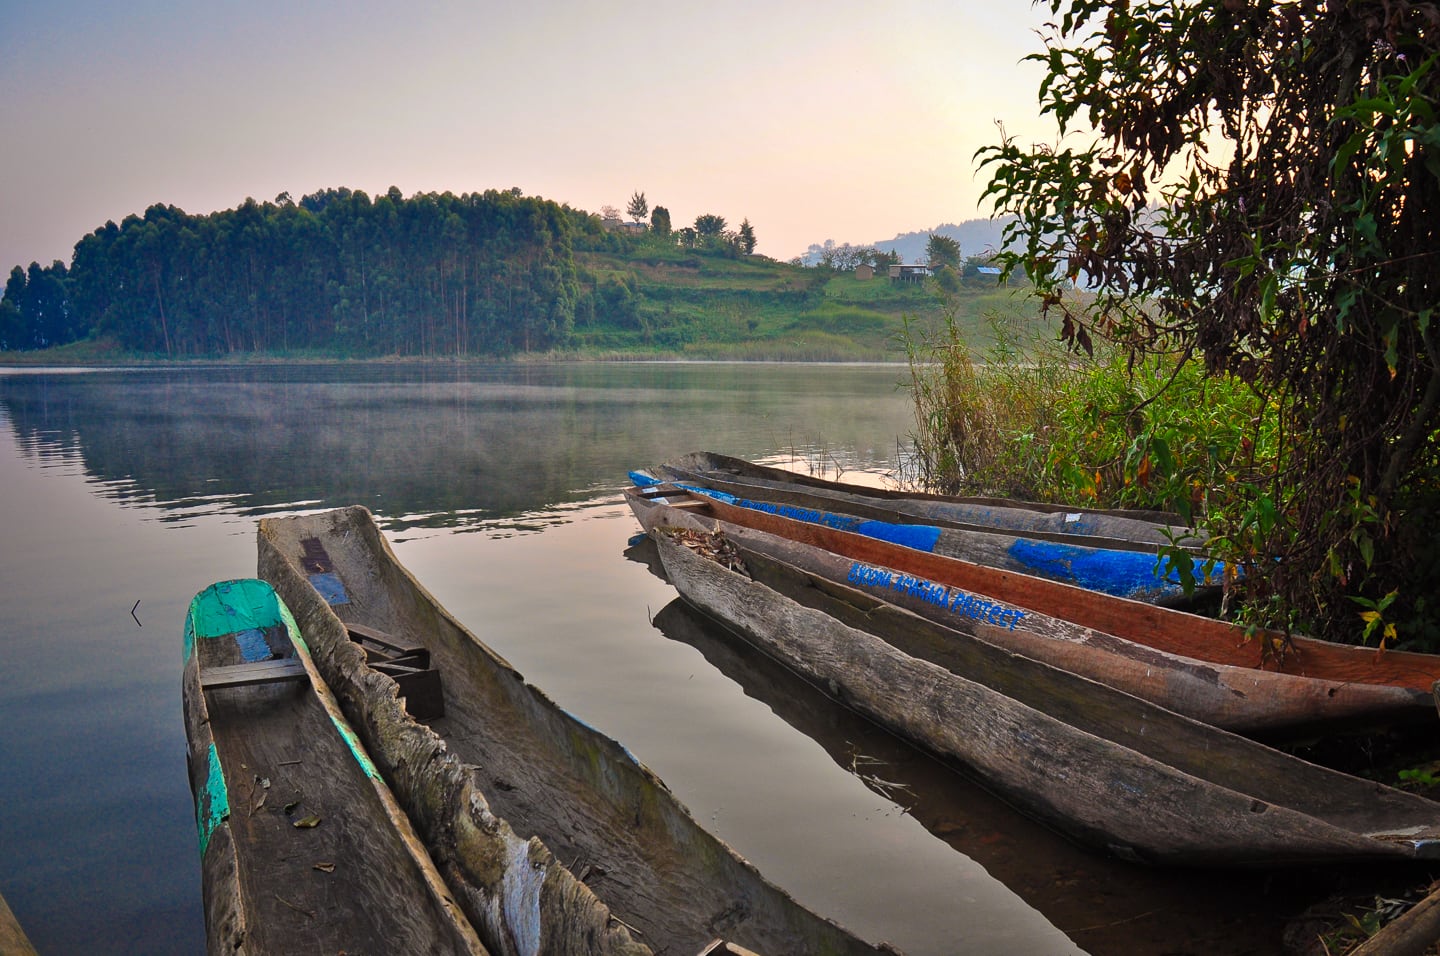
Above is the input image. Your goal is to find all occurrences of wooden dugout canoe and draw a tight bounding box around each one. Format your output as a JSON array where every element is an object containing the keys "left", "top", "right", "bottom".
[
  {"left": 633, "top": 475, "right": 1213, "bottom": 605},
  {"left": 625, "top": 486, "right": 1440, "bottom": 736},
  {"left": 643, "top": 523, "right": 1440, "bottom": 867},
  {"left": 644, "top": 451, "right": 1192, "bottom": 546},
  {"left": 257, "top": 506, "right": 888, "bottom": 956},
  {"left": 0, "top": 889, "right": 38, "bottom": 956},
  {"left": 181, "top": 578, "right": 487, "bottom": 955}
]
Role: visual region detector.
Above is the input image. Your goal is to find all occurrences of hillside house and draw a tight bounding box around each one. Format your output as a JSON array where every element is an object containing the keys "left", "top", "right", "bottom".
[
  {"left": 888, "top": 263, "right": 933, "bottom": 283},
  {"left": 601, "top": 217, "right": 648, "bottom": 236}
]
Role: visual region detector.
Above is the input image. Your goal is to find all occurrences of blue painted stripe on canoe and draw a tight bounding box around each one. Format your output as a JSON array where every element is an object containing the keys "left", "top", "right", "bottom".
[
  {"left": 307, "top": 571, "right": 350, "bottom": 606},
  {"left": 677, "top": 482, "right": 948, "bottom": 553},
  {"left": 197, "top": 741, "right": 229, "bottom": 857},
  {"left": 846, "top": 560, "right": 1029, "bottom": 630},
  {"left": 853, "top": 519, "right": 945, "bottom": 552},
  {"left": 680, "top": 483, "right": 737, "bottom": 504},
  {"left": 232, "top": 627, "right": 272, "bottom": 663},
  {"left": 628, "top": 470, "right": 661, "bottom": 488},
  {"left": 325, "top": 699, "right": 380, "bottom": 781},
  {"left": 1006, "top": 538, "right": 1220, "bottom": 598}
]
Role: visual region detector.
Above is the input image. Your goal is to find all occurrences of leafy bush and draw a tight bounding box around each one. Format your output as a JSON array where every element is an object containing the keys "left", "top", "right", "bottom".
[{"left": 903, "top": 308, "right": 1313, "bottom": 629}]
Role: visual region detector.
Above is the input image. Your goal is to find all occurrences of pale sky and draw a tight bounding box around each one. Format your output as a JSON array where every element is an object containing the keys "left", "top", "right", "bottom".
[{"left": 1, "top": 0, "right": 1057, "bottom": 274}]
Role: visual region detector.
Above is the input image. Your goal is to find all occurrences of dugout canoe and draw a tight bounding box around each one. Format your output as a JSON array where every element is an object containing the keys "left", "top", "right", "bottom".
[
  {"left": 644, "top": 523, "right": 1440, "bottom": 867},
  {"left": 0, "top": 889, "right": 37, "bottom": 956},
  {"left": 257, "top": 506, "right": 889, "bottom": 956},
  {"left": 643, "top": 451, "right": 1191, "bottom": 545},
  {"left": 626, "top": 486, "right": 1440, "bottom": 736},
  {"left": 181, "top": 578, "right": 487, "bottom": 955},
  {"left": 632, "top": 474, "right": 1214, "bottom": 605},
  {"left": 639, "top": 591, "right": 1319, "bottom": 954}
]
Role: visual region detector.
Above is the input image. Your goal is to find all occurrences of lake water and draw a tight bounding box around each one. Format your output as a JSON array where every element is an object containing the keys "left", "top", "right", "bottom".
[{"left": 0, "top": 362, "right": 1319, "bottom": 954}]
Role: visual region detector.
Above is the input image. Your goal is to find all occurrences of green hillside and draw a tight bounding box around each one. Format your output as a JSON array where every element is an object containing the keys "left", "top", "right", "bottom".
[
  {"left": 0, "top": 189, "right": 1041, "bottom": 363},
  {"left": 571, "top": 240, "right": 1033, "bottom": 361}
]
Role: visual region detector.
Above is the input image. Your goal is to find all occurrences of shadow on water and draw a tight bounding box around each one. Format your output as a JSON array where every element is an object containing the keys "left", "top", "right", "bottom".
[{"left": 625, "top": 536, "right": 1420, "bottom": 956}]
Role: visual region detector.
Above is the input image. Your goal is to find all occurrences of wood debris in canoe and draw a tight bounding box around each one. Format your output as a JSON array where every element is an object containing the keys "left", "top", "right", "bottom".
[{"left": 662, "top": 527, "right": 748, "bottom": 575}]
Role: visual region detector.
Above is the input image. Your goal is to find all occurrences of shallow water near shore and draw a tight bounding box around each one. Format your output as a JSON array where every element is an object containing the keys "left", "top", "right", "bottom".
[{"left": 0, "top": 361, "right": 1361, "bottom": 954}]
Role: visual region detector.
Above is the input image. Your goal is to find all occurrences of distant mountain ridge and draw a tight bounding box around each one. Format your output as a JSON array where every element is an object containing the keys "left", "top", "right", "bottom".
[{"left": 799, "top": 216, "right": 1016, "bottom": 266}]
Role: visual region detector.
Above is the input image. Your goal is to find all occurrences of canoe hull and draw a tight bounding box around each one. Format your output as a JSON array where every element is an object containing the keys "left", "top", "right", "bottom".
[
  {"left": 651, "top": 451, "right": 1189, "bottom": 540},
  {"left": 647, "top": 526, "right": 1440, "bottom": 867},
  {"left": 627, "top": 487, "right": 1435, "bottom": 735},
  {"left": 258, "top": 506, "right": 886, "bottom": 956}
]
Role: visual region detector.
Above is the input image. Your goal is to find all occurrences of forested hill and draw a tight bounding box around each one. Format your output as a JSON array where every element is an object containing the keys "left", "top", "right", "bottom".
[
  {"left": 1, "top": 187, "right": 1021, "bottom": 361},
  {"left": 0, "top": 188, "right": 597, "bottom": 357}
]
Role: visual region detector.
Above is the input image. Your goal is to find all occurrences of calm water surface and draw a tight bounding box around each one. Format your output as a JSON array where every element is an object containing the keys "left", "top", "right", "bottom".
[{"left": 0, "top": 362, "right": 1315, "bottom": 954}]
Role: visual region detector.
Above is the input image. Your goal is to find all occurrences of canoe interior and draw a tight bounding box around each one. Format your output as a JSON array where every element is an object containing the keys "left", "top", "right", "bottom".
[
  {"left": 182, "top": 579, "right": 483, "bottom": 955},
  {"left": 258, "top": 506, "right": 886, "bottom": 956},
  {"left": 646, "top": 523, "right": 1440, "bottom": 866}
]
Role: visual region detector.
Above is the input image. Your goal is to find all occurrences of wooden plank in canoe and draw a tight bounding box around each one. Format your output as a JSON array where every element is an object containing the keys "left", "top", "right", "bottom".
[{"left": 200, "top": 658, "right": 308, "bottom": 690}]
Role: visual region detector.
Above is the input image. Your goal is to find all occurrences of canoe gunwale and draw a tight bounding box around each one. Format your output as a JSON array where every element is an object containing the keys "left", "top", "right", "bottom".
[{"left": 656, "top": 464, "right": 1197, "bottom": 555}]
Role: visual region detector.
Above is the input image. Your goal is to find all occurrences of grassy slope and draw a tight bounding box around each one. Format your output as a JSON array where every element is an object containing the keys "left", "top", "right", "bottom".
[{"left": 571, "top": 244, "right": 1040, "bottom": 361}]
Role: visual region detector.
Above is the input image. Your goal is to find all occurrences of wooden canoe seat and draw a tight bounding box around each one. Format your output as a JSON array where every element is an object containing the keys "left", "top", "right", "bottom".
[
  {"left": 345, "top": 622, "right": 444, "bottom": 720},
  {"left": 696, "top": 941, "right": 762, "bottom": 956},
  {"left": 202, "top": 658, "right": 308, "bottom": 690},
  {"left": 347, "top": 622, "right": 428, "bottom": 665},
  {"left": 666, "top": 499, "right": 712, "bottom": 511}
]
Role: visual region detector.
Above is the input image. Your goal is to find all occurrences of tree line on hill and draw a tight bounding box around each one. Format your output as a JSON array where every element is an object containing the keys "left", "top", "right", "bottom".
[
  {"left": 796, "top": 216, "right": 1014, "bottom": 270},
  {"left": 0, "top": 187, "right": 759, "bottom": 357},
  {"left": 604, "top": 190, "right": 758, "bottom": 256}
]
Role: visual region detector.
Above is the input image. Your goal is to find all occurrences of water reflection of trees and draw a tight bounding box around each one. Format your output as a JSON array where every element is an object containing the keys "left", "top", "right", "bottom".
[{"left": 0, "top": 364, "right": 914, "bottom": 526}]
